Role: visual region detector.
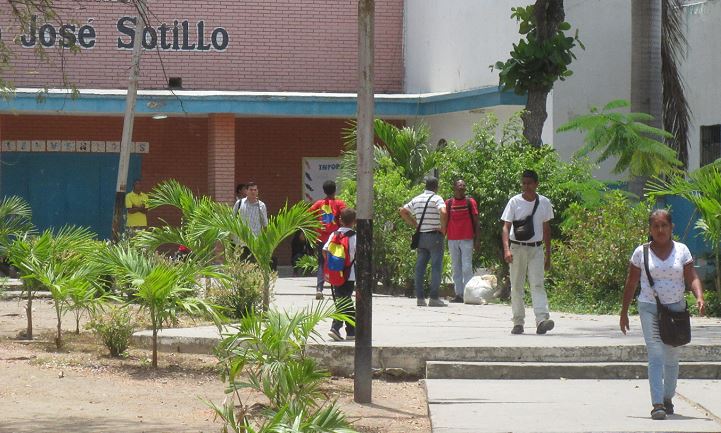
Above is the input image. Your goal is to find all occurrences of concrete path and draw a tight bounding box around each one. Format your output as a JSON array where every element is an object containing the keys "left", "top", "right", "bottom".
[
  {"left": 132, "top": 276, "right": 721, "bottom": 432},
  {"left": 426, "top": 379, "right": 721, "bottom": 433}
]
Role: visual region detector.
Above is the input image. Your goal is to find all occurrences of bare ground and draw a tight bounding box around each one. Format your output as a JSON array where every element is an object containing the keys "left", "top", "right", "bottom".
[{"left": 0, "top": 299, "right": 431, "bottom": 433}]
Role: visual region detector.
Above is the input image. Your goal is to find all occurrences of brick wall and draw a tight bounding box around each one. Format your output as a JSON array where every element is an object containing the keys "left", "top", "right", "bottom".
[{"left": 0, "top": 0, "right": 404, "bottom": 93}]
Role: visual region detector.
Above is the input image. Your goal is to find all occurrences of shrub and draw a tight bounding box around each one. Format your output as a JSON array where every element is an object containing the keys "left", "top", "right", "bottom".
[
  {"left": 208, "top": 258, "right": 267, "bottom": 319},
  {"left": 89, "top": 306, "right": 135, "bottom": 357},
  {"left": 548, "top": 191, "right": 651, "bottom": 313}
]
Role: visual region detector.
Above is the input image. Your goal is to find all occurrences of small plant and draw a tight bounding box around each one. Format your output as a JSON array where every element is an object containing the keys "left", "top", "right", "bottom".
[
  {"left": 89, "top": 306, "right": 135, "bottom": 357},
  {"left": 207, "top": 300, "right": 357, "bottom": 433},
  {"left": 208, "top": 258, "right": 266, "bottom": 319},
  {"left": 295, "top": 254, "right": 318, "bottom": 276}
]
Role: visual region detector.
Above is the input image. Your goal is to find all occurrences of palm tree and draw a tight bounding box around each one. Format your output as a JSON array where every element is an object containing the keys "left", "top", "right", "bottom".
[
  {"left": 557, "top": 99, "right": 682, "bottom": 183},
  {"left": 646, "top": 161, "right": 721, "bottom": 295},
  {"left": 6, "top": 226, "right": 99, "bottom": 341},
  {"left": 662, "top": 0, "right": 691, "bottom": 169},
  {"left": 208, "top": 301, "right": 355, "bottom": 433},
  {"left": 196, "top": 200, "right": 320, "bottom": 310},
  {"left": 99, "top": 243, "right": 222, "bottom": 367},
  {"left": 341, "top": 119, "right": 438, "bottom": 186},
  {"left": 0, "top": 196, "right": 34, "bottom": 256},
  {"left": 139, "top": 180, "right": 320, "bottom": 311}
]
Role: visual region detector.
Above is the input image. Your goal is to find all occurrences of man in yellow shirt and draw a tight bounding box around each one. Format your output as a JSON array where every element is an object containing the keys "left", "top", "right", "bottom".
[{"left": 125, "top": 179, "right": 149, "bottom": 229}]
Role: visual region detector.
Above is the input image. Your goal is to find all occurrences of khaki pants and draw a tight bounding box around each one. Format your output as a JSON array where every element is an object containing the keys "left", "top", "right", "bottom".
[{"left": 509, "top": 243, "right": 550, "bottom": 326}]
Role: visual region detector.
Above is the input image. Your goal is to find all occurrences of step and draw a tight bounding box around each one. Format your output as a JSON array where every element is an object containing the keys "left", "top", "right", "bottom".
[{"left": 426, "top": 361, "right": 721, "bottom": 380}]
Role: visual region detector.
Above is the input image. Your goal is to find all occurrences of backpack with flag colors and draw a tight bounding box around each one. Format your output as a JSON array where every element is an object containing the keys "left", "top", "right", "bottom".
[{"left": 323, "top": 230, "right": 356, "bottom": 286}]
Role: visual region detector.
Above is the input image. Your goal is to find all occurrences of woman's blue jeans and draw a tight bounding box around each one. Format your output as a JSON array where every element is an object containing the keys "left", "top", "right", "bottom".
[{"left": 637, "top": 300, "right": 685, "bottom": 405}]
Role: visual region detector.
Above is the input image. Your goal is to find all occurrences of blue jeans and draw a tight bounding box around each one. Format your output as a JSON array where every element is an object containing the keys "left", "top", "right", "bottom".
[
  {"left": 415, "top": 231, "right": 444, "bottom": 300},
  {"left": 638, "top": 300, "right": 685, "bottom": 405},
  {"left": 448, "top": 239, "right": 473, "bottom": 297}
]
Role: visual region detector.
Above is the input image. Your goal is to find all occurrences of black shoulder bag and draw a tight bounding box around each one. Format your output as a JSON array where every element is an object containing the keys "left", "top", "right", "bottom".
[
  {"left": 643, "top": 243, "right": 691, "bottom": 347},
  {"left": 512, "top": 196, "right": 539, "bottom": 241},
  {"left": 411, "top": 195, "right": 434, "bottom": 250}
]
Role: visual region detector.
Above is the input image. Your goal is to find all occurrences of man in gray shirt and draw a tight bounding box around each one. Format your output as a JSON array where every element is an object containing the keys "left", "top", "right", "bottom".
[{"left": 399, "top": 177, "right": 448, "bottom": 307}]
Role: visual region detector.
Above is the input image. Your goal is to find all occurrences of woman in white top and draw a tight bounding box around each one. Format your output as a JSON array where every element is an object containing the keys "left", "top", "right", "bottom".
[{"left": 620, "top": 209, "right": 705, "bottom": 420}]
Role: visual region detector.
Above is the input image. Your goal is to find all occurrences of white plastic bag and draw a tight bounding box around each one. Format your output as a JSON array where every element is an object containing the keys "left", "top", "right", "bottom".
[{"left": 464, "top": 276, "right": 495, "bottom": 305}]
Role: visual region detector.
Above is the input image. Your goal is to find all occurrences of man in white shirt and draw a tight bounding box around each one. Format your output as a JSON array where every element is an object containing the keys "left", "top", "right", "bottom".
[
  {"left": 501, "top": 170, "right": 555, "bottom": 335},
  {"left": 399, "top": 177, "right": 448, "bottom": 307}
]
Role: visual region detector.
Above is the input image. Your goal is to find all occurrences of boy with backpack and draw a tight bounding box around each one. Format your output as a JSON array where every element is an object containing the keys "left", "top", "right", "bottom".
[
  {"left": 446, "top": 179, "right": 479, "bottom": 303},
  {"left": 310, "top": 180, "right": 347, "bottom": 300},
  {"left": 323, "top": 207, "right": 357, "bottom": 341}
]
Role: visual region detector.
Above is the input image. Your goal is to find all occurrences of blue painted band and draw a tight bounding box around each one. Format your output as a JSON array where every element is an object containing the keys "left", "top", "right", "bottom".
[{"left": 0, "top": 86, "right": 526, "bottom": 118}]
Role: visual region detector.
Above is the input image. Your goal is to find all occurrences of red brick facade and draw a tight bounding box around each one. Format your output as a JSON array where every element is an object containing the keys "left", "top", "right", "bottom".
[{"left": 0, "top": 0, "right": 404, "bottom": 93}]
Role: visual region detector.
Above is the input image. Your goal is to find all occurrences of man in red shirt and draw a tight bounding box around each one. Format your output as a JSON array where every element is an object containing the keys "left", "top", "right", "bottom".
[
  {"left": 446, "top": 179, "right": 479, "bottom": 303},
  {"left": 309, "top": 180, "right": 347, "bottom": 299}
]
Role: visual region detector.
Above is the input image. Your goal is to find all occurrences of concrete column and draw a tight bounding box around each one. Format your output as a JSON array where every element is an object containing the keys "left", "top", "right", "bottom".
[{"left": 208, "top": 114, "right": 236, "bottom": 204}]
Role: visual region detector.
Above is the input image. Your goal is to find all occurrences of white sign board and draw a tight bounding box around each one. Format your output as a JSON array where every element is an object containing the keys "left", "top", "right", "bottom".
[{"left": 302, "top": 157, "right": 342, "bottom": 202}]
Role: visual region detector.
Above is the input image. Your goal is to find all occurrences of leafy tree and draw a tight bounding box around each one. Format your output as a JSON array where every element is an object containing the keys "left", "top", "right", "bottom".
[
  {"left": 208, "top": 301, "right": 356, "bottom": 433},
  {"left": 557, "top": 99, "right": 682, "bottom": 184},
  {"left": 99, "top": 244, "right": 222, "bottom": 367},
  {"left": 646, "top": 161, "right": 721, "bottom": 295},
  {"left": 493, "top": 1, "right": 583, "bottom": 146}
]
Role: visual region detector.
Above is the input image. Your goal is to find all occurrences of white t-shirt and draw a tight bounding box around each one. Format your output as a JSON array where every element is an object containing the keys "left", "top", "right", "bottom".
[
  {"left": 500, "top": 193, "right": 554, "bottom": 243},
  {"left": 404, "top": 190, "right": 446, "bottom": 233},
  {"left": 323, "top": 227, "right": 357, "bottom": 281},
  {"left": 630, "top": 241, "right": 693, "bottom": 304}
]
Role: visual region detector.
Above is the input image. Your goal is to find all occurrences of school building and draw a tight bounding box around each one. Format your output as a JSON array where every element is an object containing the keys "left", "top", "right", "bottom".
[{"left": 1, "top": 0, "right": 719, "bottom": 262}]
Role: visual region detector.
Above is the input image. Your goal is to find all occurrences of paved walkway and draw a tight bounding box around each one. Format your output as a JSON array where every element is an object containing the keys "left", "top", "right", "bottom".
[{"left": 136, "top": 277, "right": 721, "bottom": 433}]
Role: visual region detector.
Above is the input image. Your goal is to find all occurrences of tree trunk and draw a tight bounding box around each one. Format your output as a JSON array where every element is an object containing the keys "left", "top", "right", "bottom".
[
  {"left": 522, "top": 0, "right": 565, "bottom": 147},
  {"left": 55, "top": 304, "right": 63, "bottom": 349},
  {"left": 25, "top": 294, "right": 33, "bottom": 340},
  {"left": 262, "top": 271, "right": 270, "bottom": 312},
  {"left": 522, "top": 88, "right": 549, "bottom": 147},
  {"left": 152, "top": 328, "right": 158, "bottom": 368},
  {"left": 631, "top": 0, "right": 663, "bottom": 197},
  {"left": 714, "top": 248, "right": 721, "bottom": 299}
]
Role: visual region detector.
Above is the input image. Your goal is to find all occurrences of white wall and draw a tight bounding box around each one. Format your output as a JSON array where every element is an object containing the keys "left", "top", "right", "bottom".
[
  {"left": 410, "top": 105, "right": 526, "bottom": 149},
  {"left": 680, "top": 1, "right": 721, "bottom": 171},
  {"left": 550, "top": 0, "right": 631, "bottom": 180},
  {"left": 404, "top": 0, "right": 534, "bottom": 93}
]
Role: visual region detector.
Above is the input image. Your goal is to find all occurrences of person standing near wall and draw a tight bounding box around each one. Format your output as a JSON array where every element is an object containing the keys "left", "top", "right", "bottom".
[
  {"left": 309, "top": 180, "right": 346, "bottom": 300},
  {"left": 446, "top": 179, "right": 479, "bottom": 303},
  {"left": 501, "top": 169, "right": 555, "bottom": 335},
  {"left": 125, "top": 179, "right": 149, "bottom": 232},
  {"left": 399, "top": 176, "right": 448, "bottom": 307}
]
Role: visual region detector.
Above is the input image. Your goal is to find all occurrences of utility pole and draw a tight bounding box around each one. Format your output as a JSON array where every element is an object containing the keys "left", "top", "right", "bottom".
[
  {"left": 112, "top": 0, "right": 146, "bottom": 241},
  {"left": 354, "top": 0, "right": 374, "bottom": 404}
]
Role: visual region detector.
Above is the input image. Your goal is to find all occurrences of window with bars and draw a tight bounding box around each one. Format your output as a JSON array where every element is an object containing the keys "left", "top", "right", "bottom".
[{"left": 700, "top": 125, "right": 721, "bottom": 166}]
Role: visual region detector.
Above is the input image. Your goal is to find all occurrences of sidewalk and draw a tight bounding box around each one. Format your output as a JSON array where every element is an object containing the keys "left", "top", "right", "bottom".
[
  {"left": 134, "top": 276, "right": 721, "bottom": 432},
  {"left": 135, "top": 276, "right": 721, "bottom": 376}
]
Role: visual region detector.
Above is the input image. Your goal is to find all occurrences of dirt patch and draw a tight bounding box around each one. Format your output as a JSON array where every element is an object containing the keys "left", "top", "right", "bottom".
[{"left": 0, "top": 299, "right": 430, "bottom": 433}]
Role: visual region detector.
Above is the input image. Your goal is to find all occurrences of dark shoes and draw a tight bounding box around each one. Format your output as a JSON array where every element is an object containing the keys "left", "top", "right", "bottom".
[
  {"left": 450, "top": 295, "right": 464, "bottom": 303},
  {"left": 536, "top": 319, "right": 555, "bottom": 335},
  {"left": 651, "top": 404, "right": 667, "bottom": 420},
  {"left": 328, "top": 328, "right": 343, "bottom": 342},
  {"left": 664, "top": 398, "right": 674, "bottom": 415},
  {"left": 511, "top": 325, "right": 524, "bottom": 335},
  {"left": 428, "top": 298, "right": 447, "bottom": 307}
]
